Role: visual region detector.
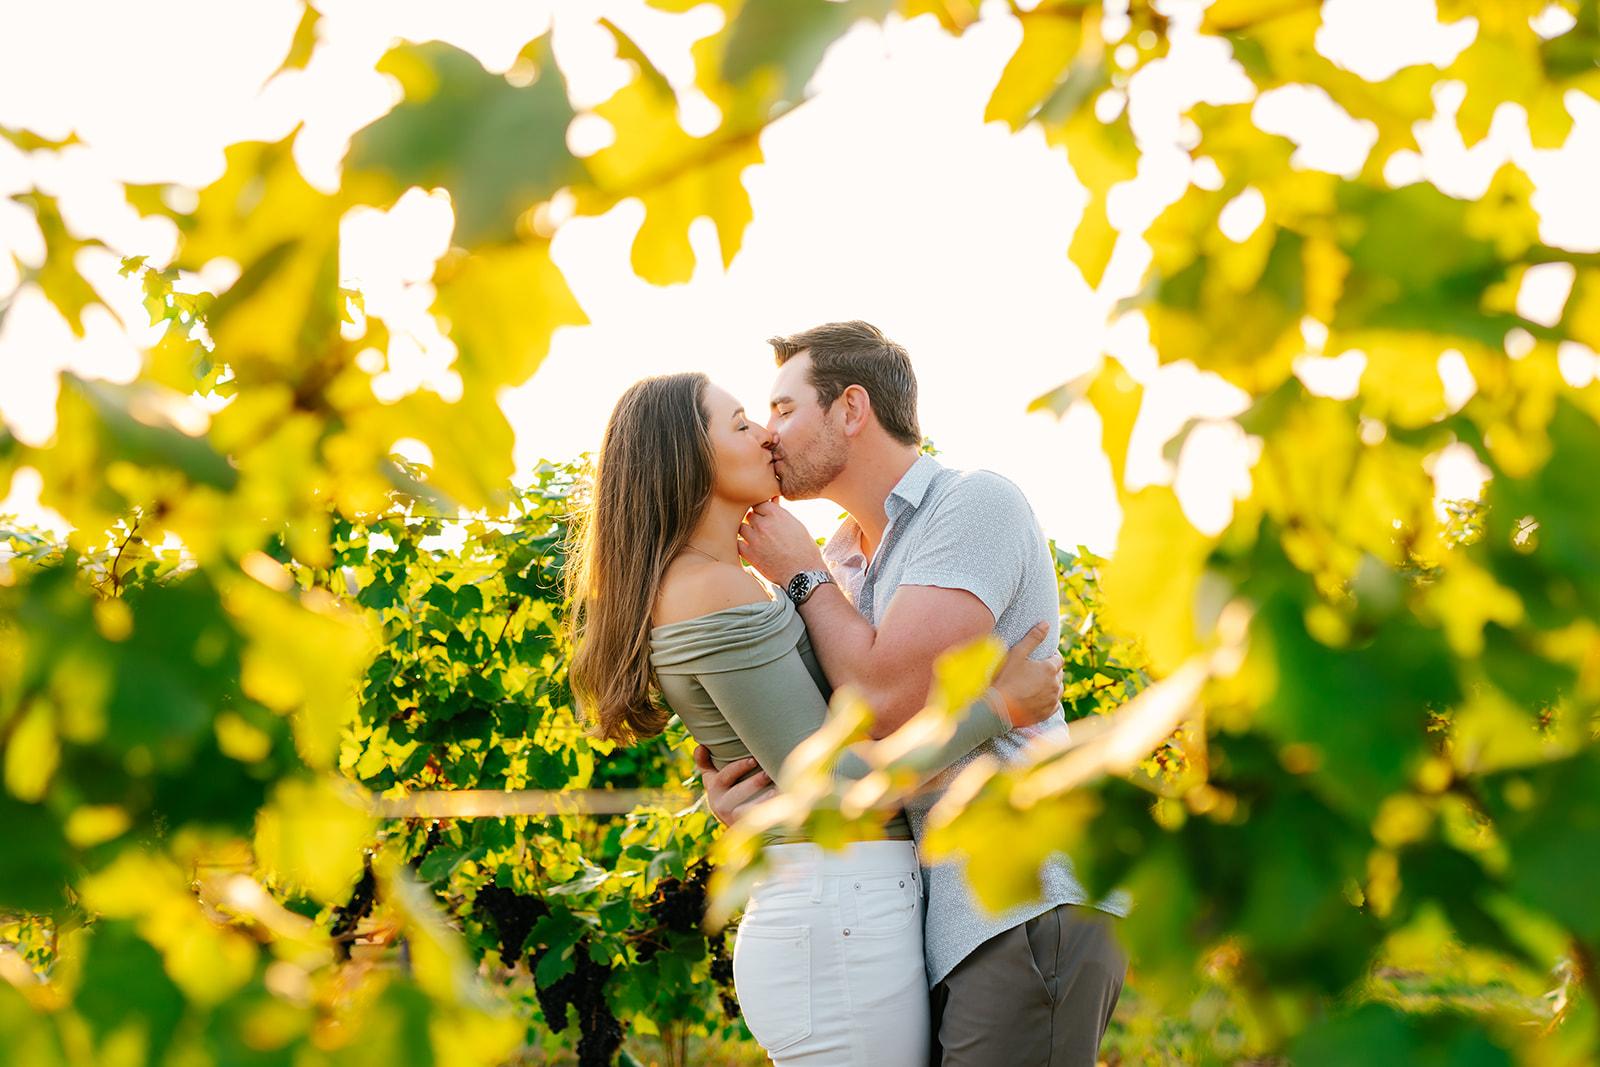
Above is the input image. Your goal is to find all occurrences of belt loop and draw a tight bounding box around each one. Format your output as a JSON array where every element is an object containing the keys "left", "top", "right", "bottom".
[{"left": 810, "top": 854, "right": 824, "bottom": 902}]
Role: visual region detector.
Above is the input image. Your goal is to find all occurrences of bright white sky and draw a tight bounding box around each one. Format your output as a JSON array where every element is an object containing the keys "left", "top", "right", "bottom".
[{"left": 1, "top": 0, "right": 1596, "bottom": 555}]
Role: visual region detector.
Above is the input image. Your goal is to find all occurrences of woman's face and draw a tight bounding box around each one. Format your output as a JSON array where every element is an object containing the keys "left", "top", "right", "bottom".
[{"left": 702, "top": 383, "right": 779, "bottom": 505}]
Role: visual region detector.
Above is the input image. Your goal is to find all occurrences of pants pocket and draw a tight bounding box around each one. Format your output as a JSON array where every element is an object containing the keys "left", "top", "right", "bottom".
[
  {"left": 732, "top": 922, "right": 812, "bottom": 1053},
  {"left": 846, "top": 872, "right": 918, "bottom": 936}
]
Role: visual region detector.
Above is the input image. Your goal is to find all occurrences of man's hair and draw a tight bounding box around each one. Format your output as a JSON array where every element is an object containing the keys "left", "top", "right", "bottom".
[{"left": 768, "top": 320, "right": 921, "bottom": 447}]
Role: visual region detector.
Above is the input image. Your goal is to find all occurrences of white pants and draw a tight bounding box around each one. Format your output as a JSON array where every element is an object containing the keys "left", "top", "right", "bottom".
[{"left": 732, "top": 840, "right": 929, "bottom": 1066}]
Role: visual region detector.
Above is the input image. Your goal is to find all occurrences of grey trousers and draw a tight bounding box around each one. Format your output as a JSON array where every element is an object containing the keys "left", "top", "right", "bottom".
[{"left": 928, "top": 903, "right": 1126, "bottom": 1066}]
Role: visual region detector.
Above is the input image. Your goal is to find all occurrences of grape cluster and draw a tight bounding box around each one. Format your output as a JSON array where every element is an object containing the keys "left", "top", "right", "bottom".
[
  {"left": 407, "top": 822, "right": 443, "bottom": 871},
  {"left": 708, "top": 930, "right": 738, "bottom": 1021},
  {"left": 330, "top": 853, "right": 377, "bottom": 961},
  {"left": 533, "top": 945, "right": 621, "bottom": 1067},
  {"left": 474, "top": 885, "right": 549, "bottom": 965},
  {"left": 645, "top": 861, "right": 711, "bottom": 935}
]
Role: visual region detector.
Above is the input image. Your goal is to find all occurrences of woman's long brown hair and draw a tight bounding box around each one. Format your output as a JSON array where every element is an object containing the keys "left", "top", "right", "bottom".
[{"left": 565, "top": 373, "right": 713, "bottom": 745}]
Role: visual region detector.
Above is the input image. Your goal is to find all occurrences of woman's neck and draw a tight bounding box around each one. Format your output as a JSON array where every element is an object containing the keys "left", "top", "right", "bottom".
[{"left": 682, "top": 496, "right": 749, "bottom": 566}]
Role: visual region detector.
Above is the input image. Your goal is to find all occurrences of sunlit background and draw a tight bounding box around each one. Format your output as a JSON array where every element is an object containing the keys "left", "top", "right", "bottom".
[{"left": 3, "top": 0, "right": 1596, "bottom": 552}]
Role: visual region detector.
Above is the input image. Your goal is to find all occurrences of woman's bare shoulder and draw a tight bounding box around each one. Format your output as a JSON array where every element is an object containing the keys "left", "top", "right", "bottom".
[{"left": 653, "top": 559, "right": 774, "bottom": 628}]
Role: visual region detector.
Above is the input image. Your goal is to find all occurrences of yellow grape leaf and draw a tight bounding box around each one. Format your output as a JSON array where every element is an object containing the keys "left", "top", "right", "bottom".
[
  {"left": 1086, "top": 356, "right": 1143, "bottom": 492},
  {"left": 1449, "top": 34, "right": 1572, "bottom": 149},
  {"left": 348, "top": 38, "right": 580, "bottom": 245},
  {"left": 985, "top": 13, "right": 1082, "bottom": 128},
  {"left": 278, "top": 2, "right": 320, "bottom": 72},
  {"left": 1142, "top": 229, "right": 1306, "bottom": 393},
  {"left": 1565, "top": 268, "right": 1600, "bottom": 350},
  {"left": 899, "top": 0, "right": 981, "bottom": 33},
  {"left": 80, "top": 851, "right": 258, "bottom": 1006},
  {"left": 1100, "top": 487, "right": 1215, "bottom": 675},
  {"left": 1422, "top": 556, "right": 1524, "bottom": 658},
  {"left": 228, "top": 578, "right": 374, "bottom": 770},
  {"left": 429, "top": 1007, "right": 524, "bottom": 1067},
  {"left": 63, "top": 804, "right": 132, "bottom": 848},
  {"left": 1051, "top": 111, "right": 1135, "bottom": 288},
  {"left": 631, "top": 141, "right": 761, "bottom": 284},
  {"left": 1201, "top": 0, "right": 1318, "bottom": 33},
  {"left": 434, "top": 240, "right": 587, "bottom": 388},
  {"left": 721, "top": 0, "right": 894, "bottom": 105},
  {"left": 928, "top": 634, "right": 1005, "bottom": 715},
  {"left": 253, "top": 776, "right": 375, "bottom": 901},
  {"left": 1463, "top": 163, "right": 1542, "bottom": 261},
  {"left": 1339, "top": 440, "right": 1440, "bottom": 567},
  {"left": 3, "top": 700, "right": 58, "bottom": 803},
  {"left": 11, "top": 192, "right": 104, "bottom": 337},
  {"left": 922, "top": 785, "right": 1100, "bottom": 914},
  {"left": 1350, "top": 332, "right": 1450, "bottom": 429},
  {"left": 178, "top": 136, "right": 347, "bottom": 372},
  {"left": 354, "top": 387, "right": 518, "bottom": 511},
  {"left": 378, "top": 850, "right": 495, "bottom": 1003},
  {"left": 1027, "top": 363, "right": 1097, "bottom": 415},
  {"left": 581, "top": 31, "right": 766, "bottom": 285},
  {"left": 1217, "top": 16, "right": 1434, "bottom": 166},
  {"left": 1450, "top": 684, "right": 1584, "bottom": 775}
]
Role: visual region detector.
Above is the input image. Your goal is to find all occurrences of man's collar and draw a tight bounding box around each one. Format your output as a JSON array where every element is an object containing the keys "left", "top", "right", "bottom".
[
  {"left": 822, "top": 517, "right": 865, "bottom": 567},
  {"left": 885, "top": 453, "right": 942, "bottom": 519},
  {"left": 821, "top": 454, "right": 943, "bottom": 565}
]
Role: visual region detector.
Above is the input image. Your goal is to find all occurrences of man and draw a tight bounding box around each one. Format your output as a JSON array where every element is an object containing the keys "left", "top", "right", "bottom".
[{"left": 698, "top": 320, "right": 1128, "bottom": 1065}]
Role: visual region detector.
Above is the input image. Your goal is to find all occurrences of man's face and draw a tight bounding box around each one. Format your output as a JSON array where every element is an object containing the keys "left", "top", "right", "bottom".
[{"left": 768, "top": 353, "right": 848, "bottom": 500}]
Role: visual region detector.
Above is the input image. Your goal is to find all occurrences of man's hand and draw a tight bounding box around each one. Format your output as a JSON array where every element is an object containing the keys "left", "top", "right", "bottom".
[
  {"left": 738, "top": 501, "right": 826, "bottom": 589},
  {"left": 989, "top": 622, "right": 1066, "bottom": 727},
  {"left": 693, "top": 744, "right": 775, "bottom": 827}
]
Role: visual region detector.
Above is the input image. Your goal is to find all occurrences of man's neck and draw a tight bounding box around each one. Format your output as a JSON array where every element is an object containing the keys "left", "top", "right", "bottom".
[{"left": 829, "top": 446, "right": 920, "bottom": 561}]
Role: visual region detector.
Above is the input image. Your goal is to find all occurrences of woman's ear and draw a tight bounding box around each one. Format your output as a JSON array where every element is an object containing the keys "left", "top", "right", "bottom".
[{"left": 839, "top": 383, "right": 873, "bottom": 437}]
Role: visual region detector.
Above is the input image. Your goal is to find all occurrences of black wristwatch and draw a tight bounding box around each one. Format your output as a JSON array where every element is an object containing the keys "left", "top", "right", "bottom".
[{"left": 785, "top": 569, "right": 835, "bottom": 606}]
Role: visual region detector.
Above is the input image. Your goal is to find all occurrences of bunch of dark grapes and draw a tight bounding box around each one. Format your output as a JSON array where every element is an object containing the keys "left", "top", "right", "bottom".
[
  {"left": 645, "top": 861, "right": 711, "bottom": 935},
  {"left": 475, "top": 885, "right": 549, "bottom": 965},
  {"left": 330, "top": 853, "right": 377, "bottom": 961},
  {"left": 533, "top": 945, "right": 622, "bottom": 1067},
  {"left": 708, "top": 930, "right": 738, "bottom": 1020},
  {"left": 406, "top": 822, "right": 443, "bottom": 871}
]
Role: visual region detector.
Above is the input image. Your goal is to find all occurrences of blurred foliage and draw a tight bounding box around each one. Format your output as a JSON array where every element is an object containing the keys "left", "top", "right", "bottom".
[
  {"left": 4, "top": 0, "right": 1600, "bottom": 1063},
  {"left": 933, "top": 0, "right": 1600, "bottom": 1062},
  {"left": 0, "top": 463, "right": 742, "bottom": 1065}
]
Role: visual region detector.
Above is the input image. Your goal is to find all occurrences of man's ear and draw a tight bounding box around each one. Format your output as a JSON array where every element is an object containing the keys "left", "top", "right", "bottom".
[{"left": 839, "top": 383, "right": 873, "bottom": 437}]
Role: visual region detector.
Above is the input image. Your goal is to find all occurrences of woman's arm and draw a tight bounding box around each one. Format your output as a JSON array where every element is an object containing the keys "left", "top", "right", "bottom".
[
  {"left": 695, "top": 651, "right": 1010, "bottom": 803},
  {"left": 694, "top": 624, "right": 1062, "bottom": 826}
]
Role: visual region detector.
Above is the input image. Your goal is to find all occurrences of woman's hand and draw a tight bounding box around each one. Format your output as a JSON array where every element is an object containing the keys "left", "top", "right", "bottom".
[
  {"left": 989, "top": 622, "right": 1066, "bottom": 728},
  {"left": 693, "top": 744, "right": 775, "bottom": 826}
]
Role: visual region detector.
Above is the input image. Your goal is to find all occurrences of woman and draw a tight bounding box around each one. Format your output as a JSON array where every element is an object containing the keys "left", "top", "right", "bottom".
[{"left": 565, "top": 373, "right": 1063, "bottom": 1065}]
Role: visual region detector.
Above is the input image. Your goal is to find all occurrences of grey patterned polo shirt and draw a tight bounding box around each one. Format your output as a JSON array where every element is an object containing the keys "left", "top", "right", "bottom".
[{"left": 821, "top": 454, "right": 1129, "bottom": 988}]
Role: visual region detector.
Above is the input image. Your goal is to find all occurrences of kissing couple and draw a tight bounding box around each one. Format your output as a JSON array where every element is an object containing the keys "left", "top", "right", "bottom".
[{"left": 565, "top": 321, "right": 1129, "bottom": 1065}]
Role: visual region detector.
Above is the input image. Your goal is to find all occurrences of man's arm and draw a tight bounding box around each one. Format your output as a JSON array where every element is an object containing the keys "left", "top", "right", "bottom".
[
  {"left": 801, "top": 583, "right": 999, "bottom": 738},
  {"left": 696, "top": 621, "right": 1063, "bottom": 826},
  {"left": 739, "top": 475, "right": 1038, "bottom": 739},
  {"left": 737, "top": 503, "right": 999, "bottom": 737}
]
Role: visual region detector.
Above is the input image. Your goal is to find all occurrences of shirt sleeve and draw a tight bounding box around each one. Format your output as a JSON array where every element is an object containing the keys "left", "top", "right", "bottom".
[
  {"left": 697, "top": 653, "right": 1009, "bottom": 788},
  {"left": 895, "top": 471, "right": 1033, "bottom": 624},
  {"left": 834, "top": 693, "right": 1010, "bottom": 783}
]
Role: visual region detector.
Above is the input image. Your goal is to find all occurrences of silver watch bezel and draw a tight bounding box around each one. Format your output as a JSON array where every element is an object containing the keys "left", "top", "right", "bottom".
[{"left": 786, "top": 569, "right": 833, "bottom": 606}]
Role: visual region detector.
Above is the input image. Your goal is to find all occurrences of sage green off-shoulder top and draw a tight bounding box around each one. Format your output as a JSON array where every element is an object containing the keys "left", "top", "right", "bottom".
[{"left": 649, "top": 594, "right": 1013, "bottom": 845}]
